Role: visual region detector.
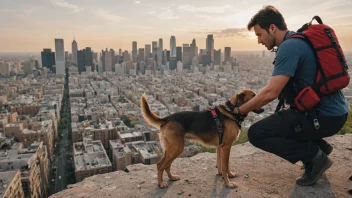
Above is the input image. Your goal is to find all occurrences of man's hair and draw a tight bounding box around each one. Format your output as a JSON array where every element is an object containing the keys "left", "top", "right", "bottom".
[{"left": 247, "top": 5, "right": 287, "bottom": 32}]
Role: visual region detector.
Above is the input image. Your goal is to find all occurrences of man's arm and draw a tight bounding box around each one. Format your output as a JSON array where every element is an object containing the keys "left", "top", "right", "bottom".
[{"left": 236, "top": 74, "right": 291, "bottom": 115}]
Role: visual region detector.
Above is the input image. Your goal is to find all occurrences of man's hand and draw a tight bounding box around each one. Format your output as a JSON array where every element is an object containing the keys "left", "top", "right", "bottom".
[{"left": 237, "top": 74, "right": 291, "bottom": 115}]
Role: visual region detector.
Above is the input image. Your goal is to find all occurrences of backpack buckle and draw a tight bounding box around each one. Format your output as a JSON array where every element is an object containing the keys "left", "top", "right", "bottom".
[{"left": 313, "top": 118, "right": 320, "bottom": 129}]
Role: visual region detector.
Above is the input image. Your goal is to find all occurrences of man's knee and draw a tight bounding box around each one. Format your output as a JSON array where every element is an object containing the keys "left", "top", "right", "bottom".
[{"left": 248, "top": 122, "right": 261, "bottom": 146}]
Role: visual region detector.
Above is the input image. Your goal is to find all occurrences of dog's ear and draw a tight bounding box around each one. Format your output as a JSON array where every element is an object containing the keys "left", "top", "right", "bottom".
[{"left": 237, "top": 92, "right": 245, "bottom": 101}]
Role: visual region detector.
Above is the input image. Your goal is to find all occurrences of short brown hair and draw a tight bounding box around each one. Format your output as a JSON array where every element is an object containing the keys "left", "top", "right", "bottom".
[{"left": 247, "top": 5, "right": 287, "bottom": 32}]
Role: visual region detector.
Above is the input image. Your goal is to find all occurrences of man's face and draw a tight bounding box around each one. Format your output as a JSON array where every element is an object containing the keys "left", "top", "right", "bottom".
[{"left": 254, "top": 24, "right": 276, "bottom": 50}]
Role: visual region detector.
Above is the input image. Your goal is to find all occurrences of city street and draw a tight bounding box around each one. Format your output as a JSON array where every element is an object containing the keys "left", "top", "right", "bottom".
[
  {"left": 54, "top": 68, "right": 74, "bottom": 193},
  {"left": 54, "top": 128, "right": 72, "bottom": 192}
]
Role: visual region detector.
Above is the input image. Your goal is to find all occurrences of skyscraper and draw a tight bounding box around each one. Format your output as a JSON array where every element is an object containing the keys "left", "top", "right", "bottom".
[
  {"left": 176, "top": 47, "right": 182, "bottom": 62},
  {"left": 152, "top": 41, "right": 158, "bottom": 61},
  {"left": 158, "top": 38, "right": 163, "bottom": 66},
  {"left": 182, "top": 45, "right": 191, "bottom": 67},
  {"left": 206, "top": 34, "right": 214, "bottom": 62},
  {"left": 214, "top": 49, "right": 221, "bottom": 66},
  {"left": 72, "top": 39, "right": 78, "bottom": 64},
  {"left": 55, "top": 38, "right": 65, "bottom": 75},
  {"left": 170, "top": 36, "right": 176, "bottom": 58},
  {"left": 41, "top": 48, "right": 56, "bottom": 72},
  {"left": 132, "top": 41, "right": 137, "bottom": 62},
  {"left": 138, "top": 48, "right": 145, "bottom": 62},
  {"left": 145, "top": 44, "right": 151, "bottom": 61},
  {"left": 224, "top": 47, "right": 231, "bottom": 63},
  {"left": 190, "top": 38, "right": 197, "bottom": 60},
  {"left": 84, "top": 47, "right": 93, "bottom": 67},
  {"left": 77, "top": 50, "right": 85, "bottom": 73}
]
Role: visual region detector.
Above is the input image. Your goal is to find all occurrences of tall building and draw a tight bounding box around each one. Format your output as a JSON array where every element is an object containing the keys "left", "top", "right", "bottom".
[
  {"left": 104, "top": 49, "right": 114, "bottom": 72},
  {"left": 206, "top": 34, "right": 214, "bottom": 62},
  {"left": 214, "top": 49, "right": 221, "bottom": 66},
  {"left": 158, "top": 38, "right": 163, "bottom": 66},
  {"left": 145, "top": 44, "right": 151, "bottom": 61},
  {"left": 138, "top": 48, "right": 145, "bottom": 62},
  {"left": 190, "top": 38, "right": 197, "bottom": 60},
  {"left": 77, "top": 50, "right": 85, "bottom": 73},
  {"left": 152, "top": 41, "right": 158, "bottom": 61},
  {"left": 224, "top": 47, "right": 231, "bottom": 63},
  {"left": 182, "top": 45, "right": 191, "bottom": 67},
  {"left": 170, "top": 36, "right": 176, "bottom": 58},
  {"left": 0, "top": 62, "right": 11, "bottom": 76},
  {"left": 23, "top": 59, "right": 35, "bottom": 74},
  {"left": 132, "top": 41, "right": 137, "bottom": 62},
  {"left": 54, "top": 38, "right": 65, "bottom": 75},
  {"left": 84, "top": 47, "right": 93, "bottom": 68},
  {"left": 72, "top": 39, "right": 78, "bottom": 64},
  {"left": 176, "top": 47, "right": 182, "bottom": 62},
  {"left": 41, "top": 49, "right": 56, "bottom": 72}
]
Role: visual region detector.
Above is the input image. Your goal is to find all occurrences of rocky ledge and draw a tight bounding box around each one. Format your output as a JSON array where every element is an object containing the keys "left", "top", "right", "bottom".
[{"left": 50, "top": 134, "right": 352, "bottom": 198}]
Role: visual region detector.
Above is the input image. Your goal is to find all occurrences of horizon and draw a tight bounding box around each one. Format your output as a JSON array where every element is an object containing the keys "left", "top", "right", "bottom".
[{"left": 1, "top": 0, "right": 352, "bottom": 53}]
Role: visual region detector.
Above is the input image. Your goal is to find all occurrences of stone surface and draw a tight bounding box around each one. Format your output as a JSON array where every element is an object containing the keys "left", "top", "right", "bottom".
[{"left": 50, "top": 134, "right": 352, "bottom": 198}]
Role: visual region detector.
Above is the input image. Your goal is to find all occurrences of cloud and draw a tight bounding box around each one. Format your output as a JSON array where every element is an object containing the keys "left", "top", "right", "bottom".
[
  {"left": 178, "top": 4, "right": 234, "bottom": 13},
  {"left": 97, "top": 9, "right": 124, "bottom": 23},
  {"left": 190, "top": 28, "right": 250, "bottom": 38},
  {"left": 147, "top": 7, "right": 179, "bottom": 20},
  {"left": 50, "top": 0, "right": 82, "bottom": 12},
  {"left": 133, "top": 1, "right": 140, "bottom": 4}
]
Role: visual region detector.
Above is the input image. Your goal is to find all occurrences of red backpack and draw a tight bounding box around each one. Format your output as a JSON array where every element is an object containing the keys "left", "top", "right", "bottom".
[{"left": 281, "top": 16, "right": 350, "bottom": 112}]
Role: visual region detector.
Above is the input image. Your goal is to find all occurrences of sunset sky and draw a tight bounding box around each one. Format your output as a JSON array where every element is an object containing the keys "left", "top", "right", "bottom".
[{"left": 1, "top": 0, "right": 352, "bottom": 52}]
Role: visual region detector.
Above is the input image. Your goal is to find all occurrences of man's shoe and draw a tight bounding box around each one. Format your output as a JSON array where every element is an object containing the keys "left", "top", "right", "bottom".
[{"left": 296, "top": 153, "right": 333, "bottom": 186}]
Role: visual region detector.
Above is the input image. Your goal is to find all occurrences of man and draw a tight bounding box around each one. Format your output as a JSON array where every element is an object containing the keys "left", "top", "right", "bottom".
[{"left": 234, "top": 5, "right": 349, "bottom": 186}]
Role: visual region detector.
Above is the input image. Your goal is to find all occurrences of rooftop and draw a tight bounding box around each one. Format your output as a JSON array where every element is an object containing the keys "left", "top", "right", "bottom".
[
  {"left": 73, "top": 137, "right": 111, "bottom": 171},
  {"left": 0, "top": 170, "right": 17, "bottom": 196},
  {"left": 0, "top": 141, "right": 41, "bottom": 172},
  {"left": 131, "top": 141, "right": 160, "bottom": 160},
  {"left": 119, "top": 131, "right": 142, "bottom": 139}
]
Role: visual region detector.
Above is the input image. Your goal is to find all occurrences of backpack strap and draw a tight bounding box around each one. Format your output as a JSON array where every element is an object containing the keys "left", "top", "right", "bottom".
[{"left": 285, "top": 32, "right": 328, "bottom": 95}]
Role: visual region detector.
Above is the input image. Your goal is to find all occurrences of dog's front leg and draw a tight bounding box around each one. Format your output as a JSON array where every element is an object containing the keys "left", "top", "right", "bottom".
[
  {"left": 216, "top": 146, "right": 222, "bottom": 175},
  {"left": 221, "top": 146, "right": 238, "bottom": 188}
]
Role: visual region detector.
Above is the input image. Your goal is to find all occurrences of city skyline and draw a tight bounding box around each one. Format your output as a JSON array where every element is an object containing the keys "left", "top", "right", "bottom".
[{"left": 1, "top": 0, "right": 352, "bottom": 52}]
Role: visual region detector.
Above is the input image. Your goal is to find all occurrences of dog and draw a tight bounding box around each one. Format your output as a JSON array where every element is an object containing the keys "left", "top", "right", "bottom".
[{"left": 140, "top": 89, "right": 263, "bottom": 188}]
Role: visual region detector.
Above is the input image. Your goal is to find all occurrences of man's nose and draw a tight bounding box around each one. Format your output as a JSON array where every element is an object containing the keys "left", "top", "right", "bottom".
[{"left": 257, "top": 37, "right": 261, "bottom": 44}]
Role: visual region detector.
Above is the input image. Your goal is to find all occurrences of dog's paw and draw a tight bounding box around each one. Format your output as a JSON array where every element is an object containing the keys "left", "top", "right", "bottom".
[
  {"left": 225, "top": 182, "right": 238, "bottom": 189},
  {"left": 228, "top": 171, "right": 237, "bottom": 178},
  {"left": 158, "top": 182, "right": 169, "bottom": 188},
  {"left": 169, "top": 175, "right": 180, "bottom": 181}
]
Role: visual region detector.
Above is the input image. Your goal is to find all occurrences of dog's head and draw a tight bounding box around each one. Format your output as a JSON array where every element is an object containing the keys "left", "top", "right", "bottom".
[{"left": 227, "top": 89, "right": 264, "bottom": 115}]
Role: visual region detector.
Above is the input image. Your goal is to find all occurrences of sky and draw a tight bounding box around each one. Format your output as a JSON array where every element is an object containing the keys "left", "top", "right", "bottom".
[{"left": 1, "top": 0, "right": 352, "bottom": 53}]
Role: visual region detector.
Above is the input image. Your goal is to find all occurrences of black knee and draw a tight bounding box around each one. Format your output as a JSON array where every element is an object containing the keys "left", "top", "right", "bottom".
[{"left": 248, "top": 122, "right": 261, "bottom": 146}]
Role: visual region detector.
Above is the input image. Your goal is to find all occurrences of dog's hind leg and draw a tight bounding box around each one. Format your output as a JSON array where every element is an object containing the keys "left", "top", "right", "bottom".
[
  {"left": 157, "top": 150, "right": 168, "bottom": 188},
  {"left": 157, "top": 125, "right": 185, "bottom": 188},
  {"left": 164, "top": 136, "right": 184, "bottom": 181}
]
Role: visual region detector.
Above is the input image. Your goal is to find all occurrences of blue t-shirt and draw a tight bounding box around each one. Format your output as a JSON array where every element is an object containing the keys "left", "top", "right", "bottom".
[{"left": 272, "top": 31, "right": 349, "bottom": 116}]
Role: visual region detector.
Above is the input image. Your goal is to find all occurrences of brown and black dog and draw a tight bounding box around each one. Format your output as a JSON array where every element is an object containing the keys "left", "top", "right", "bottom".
[{"left": 140, "top": 89, "right": 263, "bottom": 188}]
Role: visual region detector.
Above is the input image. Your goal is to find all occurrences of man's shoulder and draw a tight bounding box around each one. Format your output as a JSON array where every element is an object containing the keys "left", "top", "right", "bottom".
[
  {"left": 277, "top": 33, "right": 313, "bottom": 60},
  {"left": 281, "top": 34, "right": 311, "bottom": 51}
]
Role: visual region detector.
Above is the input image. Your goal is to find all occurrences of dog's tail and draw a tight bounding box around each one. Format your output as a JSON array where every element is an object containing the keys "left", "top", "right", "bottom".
[{"left": 140, "top": 93, "right": 165, "bottom": 129}]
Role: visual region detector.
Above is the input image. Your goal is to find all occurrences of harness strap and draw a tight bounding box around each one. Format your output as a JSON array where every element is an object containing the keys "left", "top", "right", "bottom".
[{"left": 211, "top": 108, "right": 225, "bottom": 145}]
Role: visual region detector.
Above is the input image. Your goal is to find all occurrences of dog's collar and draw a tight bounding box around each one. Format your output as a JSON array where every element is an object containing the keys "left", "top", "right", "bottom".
[
  {"left": 219, "top": 105, "right": 245, "bottom": 129},
  {"left": 225, "top": 100, "right": 236, "bottom": 111}
]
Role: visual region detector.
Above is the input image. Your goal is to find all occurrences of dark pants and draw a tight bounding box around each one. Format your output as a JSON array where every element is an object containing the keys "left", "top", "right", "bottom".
[{"left": 248, "top": 109, "right": 347, "bottom": 164}]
